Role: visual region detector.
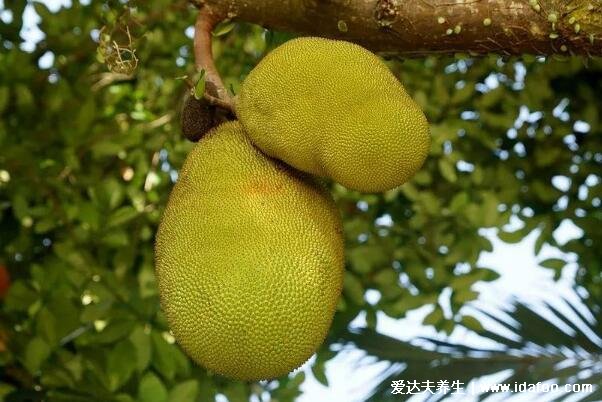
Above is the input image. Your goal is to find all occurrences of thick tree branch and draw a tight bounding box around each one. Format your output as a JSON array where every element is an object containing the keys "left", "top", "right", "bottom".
[{"left": 192, "top": 0, "right": 602, "bottom": 56}]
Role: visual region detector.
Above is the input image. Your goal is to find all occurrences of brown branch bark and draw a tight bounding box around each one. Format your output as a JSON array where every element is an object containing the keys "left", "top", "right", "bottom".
[
  {"left": 194, "top": 7, "right": 234, "bottom": 112},
  {"left": 192, "top": 0, "right": 602, "bottom": 56}
]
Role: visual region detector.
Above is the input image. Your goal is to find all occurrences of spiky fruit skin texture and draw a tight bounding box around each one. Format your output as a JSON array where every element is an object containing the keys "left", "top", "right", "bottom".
[
  {"left": 180, "top": 94, "right": 215, "bottom": 142},
  {"left": 155, "top": 121, "right": 344, "bottom": 381},
  {"left": 237, "top": 37, "right": 430, "bottom": 193}
]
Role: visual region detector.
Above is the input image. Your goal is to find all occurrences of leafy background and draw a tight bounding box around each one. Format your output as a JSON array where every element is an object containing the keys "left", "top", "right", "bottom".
[{"left": 0, "top": 1, "right": 601, "bottom": 401}]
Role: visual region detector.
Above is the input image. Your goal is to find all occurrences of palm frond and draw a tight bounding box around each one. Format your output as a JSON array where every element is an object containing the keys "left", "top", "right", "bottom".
[{"left": 342, "top": 296, "right": 602, "bottom": 401}]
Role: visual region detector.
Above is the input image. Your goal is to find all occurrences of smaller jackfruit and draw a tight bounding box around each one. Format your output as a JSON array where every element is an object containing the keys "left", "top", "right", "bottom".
[
  {"left": 237, "top": 37, "right": 430, "bottom": 193},
  {"left": 180, "top": 93, "right": 215, "bottom": 142}
]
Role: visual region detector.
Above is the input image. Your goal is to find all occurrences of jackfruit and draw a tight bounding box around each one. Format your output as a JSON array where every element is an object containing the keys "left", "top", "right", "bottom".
[
  {"left": 155, "top": 121, "right": 344, "bottom": 381},
  {"left": 237, "top": 37, "right": 430, "bottom": 193},
  {"left": 180, "top": 93, "right": 215, "bottom": 142}
]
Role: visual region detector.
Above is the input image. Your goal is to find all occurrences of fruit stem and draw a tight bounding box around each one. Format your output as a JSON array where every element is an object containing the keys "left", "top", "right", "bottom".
[{"left": 194, "top": 7, "right": 235, "bottom": 113}]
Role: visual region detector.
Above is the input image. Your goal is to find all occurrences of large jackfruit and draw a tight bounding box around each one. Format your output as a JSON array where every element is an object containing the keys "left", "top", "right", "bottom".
[
  {"left": 155, "top": 121, "right": 344, "bottom": 381},
  {"left": 237, "top": 37, "right": 430, "bottom": 193}
]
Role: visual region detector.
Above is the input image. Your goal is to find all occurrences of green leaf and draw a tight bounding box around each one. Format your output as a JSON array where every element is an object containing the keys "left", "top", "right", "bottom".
[
  {"left": 101, "top": 179, "right": 124, "bottom": 210},
  {"left": 222, "top": 382, "right": 248, "bottom": 402},
  {"left": 197, "top": 374, "right": 217, "bottom": 402},
  {"left": 412, "top": 170, "right": 432, "bottom": 185},
  {"left": 74, "top": 98, "right": 95, "bottom": 135},
  {"left": 172, "top": 346, "right": 191, "bottom": 377},
  {"left": 33, "top": 2, "right": 51, "bottom": 20},
  {"left": 449, "top": 192, "right": 469, "bottom": 213},
  {"left": 138, "top": 266, "right": 158, "bottom": 298},
  {"left": 480, "top": 192, "right": 499, "bottom": 227},
  {"left": 453, "top": 289, "right": 479, "bottom": 303},
  {"left": 168, "top": 380, "right": 198, "bottom": 402},
  {"left": 373, "top": 268, "right": 398, "bottom": 287},
  {"left": 539, "top": 258, "right": 565, "bottom": 271},
  {"left": 384, "top": 293, "right": 436, "bottom": 318},
  {"left": 34, "top": 217, "right": 56, "bottom": 234},
  {"left": 478, "top": 87, "right": 505, "bottom": 108},
  {"left": 94, "top": 319, "right": 136, "bottom": 344},
  {"left": 460, "top": 315, "right": 484, "bottom": 332},
  {"left": 343, "top": 272, "right": 365, "bottom": 306},
  {"left": 479, "top": 235, "right": 494, "bottom": 252},
  {"left": 419, "top": 192, "right": 441, "bottom": 215},
  {"left": 312, "top": 362, "right": 329, "bottom": 386},
  {"left": 24, "top": 337, "right": 51, "bottom": 374},
  {"left": 273, "top": 371, "right": 305, "bottom": 401},
  {"left": 78, "top": 202, "right": 101, "bottom": 230},
  {"left": 423, "top": 306, "right": 443, "bottom": 326},
  {"left": 498, "top": 229, "right": 525, "bottom": 243},
  {"left": 92, "top": 141, "right": 124, "bottom": 158},
  {"left": 438, "top": 158, "right": 458, "bottom": 182},
  {"left": 534, "top": 227, "right": 549, "bottom": 256},
  {"left": 451, "top": 83, "right": 474, "bottom": 104},
  {"left": 101, "top": 230, "right": 130, "bottom": 247},
  {"left": 400, "top": 182, "right": 419, "bottom": 200},
  {"left": 11, "top": 193, "right": 28, "bottom": 220},
  {"left": 480, "top": 111, "right": 514, "bottom": 130},
  {"left": 348, "top": 245, "right": 388, "bottom": 274},
  {"left": 212, "top": 20, "right": 235, "bottom": 36},
  {"left": 193, "top": 69, "right": 206, "bottom": 100},
  {"left": 138, "top": 373, "right": 168, "bottom": 402},
  {"left": 151, "top": 331, "right": 177, "bottom": 380},
  {"left": 36, "top": 307, "right": 58, "bottom": 346},
  {"left": 129, "top": 326, "right": 152, "bottom": 372},
  {"left": 107, "top": 206, "right": 139, "bottom": 228},
  {"left": 532, "top": 180, "right": 559, "bottom": 202},
  {"left": 106, "top": 339, "right": 137, "bottom": 391},
  {"left": 4, "top": 281, "right": 38, "bottom": 312},
  {"left": 450, "top": 272, "right": 482, "bottom": 290}
]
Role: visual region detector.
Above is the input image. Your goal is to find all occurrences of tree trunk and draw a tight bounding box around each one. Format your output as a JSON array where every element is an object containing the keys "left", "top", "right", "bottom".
[{"left": 193, "top": 0, "right": 602, "bottom": 56}]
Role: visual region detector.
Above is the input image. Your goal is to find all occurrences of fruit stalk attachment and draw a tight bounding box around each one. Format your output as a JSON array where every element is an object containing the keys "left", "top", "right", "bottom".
[{"left": 194, "top": 7, "right": 235, "bottom": 113}]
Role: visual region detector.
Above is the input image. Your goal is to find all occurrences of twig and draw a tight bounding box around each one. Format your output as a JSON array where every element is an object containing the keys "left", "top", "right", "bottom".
[
  {"left": 91, "top": 72, "right": 134, "bottom": 91},
  {"left": 194, "top": 7, "right": 235, "bottom": 113}
]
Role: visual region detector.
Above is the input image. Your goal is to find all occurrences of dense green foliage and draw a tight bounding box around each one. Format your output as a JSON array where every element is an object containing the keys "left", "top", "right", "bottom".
[{"left": 0, "top": 1, "right": 601, "bottom": 401}]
